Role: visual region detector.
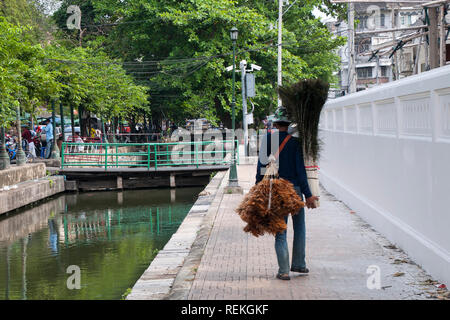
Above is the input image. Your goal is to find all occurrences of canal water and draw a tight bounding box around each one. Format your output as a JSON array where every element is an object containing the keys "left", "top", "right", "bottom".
[{"left": 0, "top": 187, "right": 202, "bottom": 300}]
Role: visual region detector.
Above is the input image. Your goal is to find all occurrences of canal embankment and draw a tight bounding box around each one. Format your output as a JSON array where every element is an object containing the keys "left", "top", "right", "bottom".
[
  {"left": 126, "top": 169, "right": 228, "bottom": 300},
  {"left": 0, "top": 163, "right": 65, "bottom": 216}
]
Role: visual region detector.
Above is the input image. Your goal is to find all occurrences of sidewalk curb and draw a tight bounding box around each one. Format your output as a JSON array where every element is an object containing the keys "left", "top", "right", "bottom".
[
  {"left": 126, "top": 170, "right": 227, "bottom": 300},
  {"left": 166, "top": 171, "right": 229, "bottom": 300}
]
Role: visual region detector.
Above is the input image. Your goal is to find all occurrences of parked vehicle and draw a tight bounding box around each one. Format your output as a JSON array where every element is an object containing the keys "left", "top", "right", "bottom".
[
  {"left": 64, "top": 126, "right": 81, "bottom": 141},
  {"left": 185, "top": 118, "right": 211, "bottom": 132},
  {"left": 6, "top": 135, "right": 17, "bottom": 160}
]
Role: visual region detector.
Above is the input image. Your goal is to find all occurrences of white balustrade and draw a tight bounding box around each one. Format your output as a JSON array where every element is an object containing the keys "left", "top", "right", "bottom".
[{"left": 319, "top": 65, "right": 450, "bottom": 286}]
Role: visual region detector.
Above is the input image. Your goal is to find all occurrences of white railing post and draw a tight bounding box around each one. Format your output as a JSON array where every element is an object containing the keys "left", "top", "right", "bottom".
[
  {"left": 371, "top": 101, "right": 377, "bottom": 136},
  {"left": 395, "top": 96, "right": 402, "bottom": 139},
  {"left": 356, "top": 105, "right": 361, "bottom": 134},
  {"left": 430, "top": 89, "right": 440, "bottom": 143}
]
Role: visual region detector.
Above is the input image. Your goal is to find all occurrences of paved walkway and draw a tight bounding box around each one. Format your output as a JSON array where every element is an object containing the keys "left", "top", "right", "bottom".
[{"left": 187, "top": 161, "right": 445, "bottom": 300}]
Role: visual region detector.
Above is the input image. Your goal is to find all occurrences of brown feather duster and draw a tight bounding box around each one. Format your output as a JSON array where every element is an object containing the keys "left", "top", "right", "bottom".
[{"left": 236, "top": 178, "right": 305, "bottom": 237}]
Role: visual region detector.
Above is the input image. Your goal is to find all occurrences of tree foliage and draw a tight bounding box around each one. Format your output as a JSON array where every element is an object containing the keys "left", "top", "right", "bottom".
[
  {"left": 0, "top": 17, "right": 57, "bottom": 126},
  {"left": 2, "top": 0, "right": 344, "bottom": 129},
  {"left": 51, "top": 0, "right": 345, "bottom": 127},
  {"left": 0, "top": 0, "right": 55, "bottom": 43},
  {"left": 44, "top": 45, "right": 149, "bottom": 122}
]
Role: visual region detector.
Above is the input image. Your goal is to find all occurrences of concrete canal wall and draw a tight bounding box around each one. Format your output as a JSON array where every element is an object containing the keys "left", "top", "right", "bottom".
[
  {"left": 127, "top": 170, "right": 227, "bottom": 300},
  {"left": 0, "top": 163, "right": 65, "bottom": 216},
  {"left": 0, "top": 163, "right": 46, "bottom": 189}
]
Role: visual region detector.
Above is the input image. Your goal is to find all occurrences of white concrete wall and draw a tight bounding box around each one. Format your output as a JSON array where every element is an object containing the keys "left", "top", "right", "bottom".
[{"left": 319, "top": 65, "right": 450, "bottom": 286}]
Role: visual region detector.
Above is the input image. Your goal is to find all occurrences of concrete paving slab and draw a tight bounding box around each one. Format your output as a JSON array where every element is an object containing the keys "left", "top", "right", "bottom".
[{"left": 184, "top": 162, "right": 446, "bottom": 300}]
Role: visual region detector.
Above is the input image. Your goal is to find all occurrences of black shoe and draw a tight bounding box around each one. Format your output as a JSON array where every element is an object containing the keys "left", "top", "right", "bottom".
[
  {"left": 291, "top": 267, "right": 309, "bottom": 273},
  {"left": 276, "top": 273, "right": 290, "bottom": 280}
]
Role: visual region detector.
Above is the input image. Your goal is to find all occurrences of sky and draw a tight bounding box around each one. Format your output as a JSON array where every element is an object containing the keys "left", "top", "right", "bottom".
[{"left": 312, "top": 6, "right": 336, "bottom": 23}]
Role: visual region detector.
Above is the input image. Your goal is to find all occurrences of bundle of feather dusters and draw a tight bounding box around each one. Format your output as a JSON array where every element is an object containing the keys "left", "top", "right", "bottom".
[{"left": 236, "top": 163, "right": 305, "bottom": 237}]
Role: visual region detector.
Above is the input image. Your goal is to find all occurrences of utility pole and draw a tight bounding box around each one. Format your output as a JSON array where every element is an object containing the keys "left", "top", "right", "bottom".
[
  {"left": 348, "top": 2, "right": 356, "bottom": 94},
  {"left": 440, "top": 3, "right": 447, "bottom": 67},
  {"left": 277, "top": 0, "right": 283, "bottom": 106},
  {"left": 238, "top": 61, "right": 260, "bottom": 157},
  {"left": 390, "top": 4, "right": 399, "bottom": 80},
  {"left": 240, "top": 60, "right": 248, "bottom": 157},
  {"left": 428, "top": 6, "right": 440, "bottom": 69}
]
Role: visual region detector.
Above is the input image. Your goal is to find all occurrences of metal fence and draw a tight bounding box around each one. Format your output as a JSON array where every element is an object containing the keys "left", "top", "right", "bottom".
[{"left": 61, "top": 140, "right": 239, "bottom": 169}]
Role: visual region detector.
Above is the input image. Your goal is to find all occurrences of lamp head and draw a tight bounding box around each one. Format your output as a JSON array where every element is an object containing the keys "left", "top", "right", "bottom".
[{"left": 230, "top": 27, "right": 238, "bottom": 42}]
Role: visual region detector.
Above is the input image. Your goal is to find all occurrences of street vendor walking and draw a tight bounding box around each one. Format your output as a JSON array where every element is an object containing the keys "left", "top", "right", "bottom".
[{"left": 256, "top": 107, "right": 319, "bottom": 280}]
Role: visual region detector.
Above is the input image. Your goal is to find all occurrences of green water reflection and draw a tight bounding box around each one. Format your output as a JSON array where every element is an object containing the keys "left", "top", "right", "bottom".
[{"left": 0, "top": 187, "right": 202, "bottom": 300}]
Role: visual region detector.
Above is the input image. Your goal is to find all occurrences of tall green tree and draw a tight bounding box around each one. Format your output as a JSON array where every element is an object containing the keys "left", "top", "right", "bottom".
[
  {"left": 44, "top": 44, "right": 150, "bottom": 134},
  {"left": 0, "top": 17, "right": 57, "bottom": 127},
  {"left": 0, "top": 0, "right": 55, "bottom": 43},
  {"left": 51, "top": 0, "right": 345, "bottom": 127}
]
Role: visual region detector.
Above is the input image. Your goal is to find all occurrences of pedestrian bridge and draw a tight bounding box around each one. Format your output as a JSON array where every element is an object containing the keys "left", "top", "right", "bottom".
[
  {"left": 60, "top": 140, "right": 237, "bottom": 191},
  {"left": 61, "top": 140, "right": 237, "bottom": 170},
  {"left": 319, "top": 64, "right": 450, "bottom": 286}
]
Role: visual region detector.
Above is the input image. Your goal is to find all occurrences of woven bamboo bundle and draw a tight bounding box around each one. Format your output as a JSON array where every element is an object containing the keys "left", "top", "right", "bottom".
[{"left": 236, "top": 157, "right": 305, "bottom": 237}]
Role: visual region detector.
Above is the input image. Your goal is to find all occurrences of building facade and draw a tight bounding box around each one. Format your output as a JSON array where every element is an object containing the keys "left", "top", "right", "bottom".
[{"left": 328, "top": 2, "right": 424, "bottom": 97}]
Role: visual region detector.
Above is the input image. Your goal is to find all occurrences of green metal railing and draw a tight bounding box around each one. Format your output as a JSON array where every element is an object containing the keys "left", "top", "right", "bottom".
[{"left": 61, "top": 140, "right": 239, "bottom": 169}]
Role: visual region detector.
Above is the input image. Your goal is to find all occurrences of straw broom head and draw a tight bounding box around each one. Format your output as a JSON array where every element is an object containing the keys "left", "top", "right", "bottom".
[
  {"left": 236, "top": 178, "right": 305, "bottom": 237},
  {"left": 278, "top": 79, "right": 329, "bottom": 162}
]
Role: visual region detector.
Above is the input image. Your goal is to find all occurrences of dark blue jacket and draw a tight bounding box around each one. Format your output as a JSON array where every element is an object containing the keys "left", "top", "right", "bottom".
[{"left": 256, "top": 131, "right": 312, "bottom": 199}]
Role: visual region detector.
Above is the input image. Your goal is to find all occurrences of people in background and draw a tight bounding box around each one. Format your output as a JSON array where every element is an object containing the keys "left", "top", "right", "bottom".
[
  {"left": 90, "top": 127, "right": 96, "bottom": 139},
  {"left": 22, "top": 125, "right": 32, "bottom": 144},
  {"left": 22, "top": 125, "right": 36, "bottom": 158},
  {"left": 44, "top": 119, "right": 53, "bottom": 159},
  {"left": 73, "top": 132, "right": 84, "bottom": 153}
]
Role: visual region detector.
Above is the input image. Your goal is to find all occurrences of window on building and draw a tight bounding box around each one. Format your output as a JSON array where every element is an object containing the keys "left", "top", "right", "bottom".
[
  {"left": 380, "top": 14, "right": 385, "bottom": 27},
  {"left": 401, "top": 16, "right": 405, "bottom": 25},
  {"left": 357, "top": 39, "right": 370, "bottom": 54},
  {"left": 357, "top": 67, "right": 373, "bottom": 79},
  {"left": 408, "top": 15, "right": 412, "bottom": 26},
  {"left": 380, "top": 66, "right": 388, "bottom": 77},
  {"left": 357, "top": 15, "right": 368, "bottom": 30}
]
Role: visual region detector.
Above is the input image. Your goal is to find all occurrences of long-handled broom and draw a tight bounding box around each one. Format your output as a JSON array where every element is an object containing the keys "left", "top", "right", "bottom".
[{"left": 278, "top": 79, "right": 329, "bottom": 207}]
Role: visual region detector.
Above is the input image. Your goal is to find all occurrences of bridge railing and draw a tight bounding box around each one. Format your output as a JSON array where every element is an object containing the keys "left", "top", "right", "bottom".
[{"left": 61, "top": 140, "right": 239, "bottom": 169}]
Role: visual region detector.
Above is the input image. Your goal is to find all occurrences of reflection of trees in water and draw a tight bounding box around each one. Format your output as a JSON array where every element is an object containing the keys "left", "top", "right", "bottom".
[
  {"left": 5, "top": 245, "right": 10, "bottom": 300},
  {"left": 0, "top": 188, "right": 198, "bottom": 300},
  {"left": 3, "top": 236, "right": 31, "bottom": 300},
  {"left": 58, "top": 205, "right": 189, "bottom": 245}
]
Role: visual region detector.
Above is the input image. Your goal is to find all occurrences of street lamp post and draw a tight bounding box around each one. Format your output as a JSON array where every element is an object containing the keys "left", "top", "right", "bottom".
[{"left": 226, "top": 27, "right": 242, "bottom": 193}]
